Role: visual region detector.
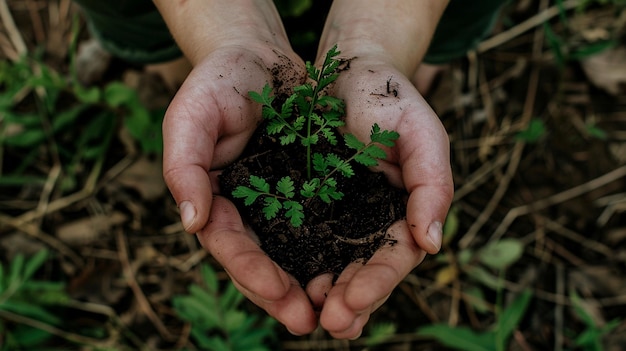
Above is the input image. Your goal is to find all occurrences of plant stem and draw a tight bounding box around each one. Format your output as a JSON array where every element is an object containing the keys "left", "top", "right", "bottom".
[{"left": 305, "top": 72, "right": 324, "bottom": 180}]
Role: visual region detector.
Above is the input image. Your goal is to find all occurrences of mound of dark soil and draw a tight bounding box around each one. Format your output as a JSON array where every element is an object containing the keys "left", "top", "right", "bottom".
[{"left": 219, "top": 122, "right": 406, "bottom": 286}]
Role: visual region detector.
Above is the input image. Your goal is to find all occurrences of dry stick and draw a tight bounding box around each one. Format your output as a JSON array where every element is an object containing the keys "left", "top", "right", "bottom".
[
  {"left": 453, "top": 150, "right": 511, "bottom": 201},
  {"left": 554, "top": 263, "right": 565, "bottom": 351},
  {"left": 542, "top": 216, "right": 613, "bottom": 257},
  {"left": 0, "top": 213, "right": 84, "bottom": 265},
  {"left": 477, "top": 0, "right": 581, "bottom": 54},
  {"left": 26, "top": 0, "right": 45, "bottom": 43},
  {"left": 0, "top": 309, "right": 111, "bottom": 347},
  {"left": 13, "top": 155, "right": 133, "bottom": 225},
  {"left": 490, "top": 165, "right": 626, "bottom": 241},
  {"left": 459, "top": 0, "right": 548, "bottom": 249},
  {"left": 115, "top": 230, "right": 176, "bottom": 341},
  {"left": 0, "top": 0, "right": 27, "bottom": 58}
]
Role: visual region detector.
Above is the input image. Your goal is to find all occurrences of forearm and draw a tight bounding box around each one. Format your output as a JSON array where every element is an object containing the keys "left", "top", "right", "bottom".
[
  {"left": 318, "top": 0, "right": 449, "bottom": 76},
  {"left": 152, "top": 0, "right": 291, "bottom": 65}
]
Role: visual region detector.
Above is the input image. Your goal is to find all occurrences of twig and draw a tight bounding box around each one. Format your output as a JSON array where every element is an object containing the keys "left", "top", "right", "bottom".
[
  {"left": 459, "top": 0, "right": 548, "bottom": 249},
  {"left": 0, "top": 213, "right": 84, "bottom": 266},
  {"left": 554, "top": 263, "right": 565, "bottom": 351},
  {"left": 0, "top": 0, "right": 27, "bottom": 58},
  {"left": 115, "top": 230, "right": 176, "bottom": 341},
  {"left": 542, "top": 216, "right": 613, "bottom": 257},
  {"left": 490, "top": 165, "right": 626, "bottom": 241},
  {"left": 477, "top": 0, "right": 582, "bottom": 53},
  {"left": 26, "top": 0, "right": 45, "bottom": 43},
  {"left": 0, "top": 308, "right": 111, "bottom": 347},
  {"left": 453, "top": 150, "right": 511, "bottom": 201}
]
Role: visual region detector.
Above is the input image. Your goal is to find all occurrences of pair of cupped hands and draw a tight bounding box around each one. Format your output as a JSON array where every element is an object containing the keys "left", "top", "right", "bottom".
[{"left": 161, "top": 44, "right": 453, "bottom": 339}]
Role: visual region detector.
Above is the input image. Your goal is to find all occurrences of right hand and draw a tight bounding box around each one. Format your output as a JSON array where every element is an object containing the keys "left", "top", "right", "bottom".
[{"left": 162, "top": 46, "right": 321, "bottom": 335}]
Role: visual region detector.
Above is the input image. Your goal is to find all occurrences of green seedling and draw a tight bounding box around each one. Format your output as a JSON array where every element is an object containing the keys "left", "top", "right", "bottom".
[
  {"left": 173, "top": 263, "right": 277, "bottom": 351},
  {"left": 233, "top": 45, "right": 399, "bottom": 227}
]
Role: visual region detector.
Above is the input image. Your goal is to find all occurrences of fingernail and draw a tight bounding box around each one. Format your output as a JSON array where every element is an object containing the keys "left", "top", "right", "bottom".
[
  {"left": 287, "top": 327, "right": 304, "bottom": 336},
  {"left": 349, "top": 329, "right": 363, "bottom": 340},
  {"left": 179, "top": 201, "right": 196, "bottom": 232},
  {"left": 427, "top": 221, "right": 443, "bottom": 253}
]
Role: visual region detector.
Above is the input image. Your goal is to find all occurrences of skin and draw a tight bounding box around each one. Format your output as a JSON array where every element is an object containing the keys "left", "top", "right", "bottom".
[{"left": 155, "top": 0, "right": 453, "bottom": 339}]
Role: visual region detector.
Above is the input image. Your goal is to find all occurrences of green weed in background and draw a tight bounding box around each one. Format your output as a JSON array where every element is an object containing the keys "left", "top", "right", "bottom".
[
  {"left": 418, "top": 289, "right": 533, "bottom": 351},
  {"left": 570, "top": 290, "right": 621, "bottom": 351},
  {"left": 173, "top": 263, "right": 278, "bottom": 351},
  {"left": 0, "top": 250, "right": 69, "bottom": 349},
  {"left": 0, "top": 54, "right": 162, "bottom": 193},
  {"left": 543, "top": 0, "right": 625, "bottom": 66}
]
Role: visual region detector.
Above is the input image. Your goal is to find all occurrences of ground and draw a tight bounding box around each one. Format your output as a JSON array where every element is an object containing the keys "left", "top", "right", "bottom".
[{"left": 0, "top": 0, "right": 625, "bottom": 350}]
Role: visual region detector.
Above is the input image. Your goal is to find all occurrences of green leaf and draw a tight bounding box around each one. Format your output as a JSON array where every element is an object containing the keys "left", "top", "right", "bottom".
[
  {"left": 263, "top": 197, "right": 282, "bottom": 220},
  {"left": 370, "top": 124, "right": 399, "bottom": 147},
  {"left": 232, "top": 186, "right": 262, "bottom": 206},
  {"left": 249, "top": 175, "right": 270, "bottom": 193},
  {"left": 276, "top": 177, "right": 295, "bottom": 199},
  {"left": 74, "top": 84, "right": 101, "bottom": 104},
  {"left": 219, "top": 283, "right": 244, "bottom": 311},
  {"left": 266, "top": 119, "right": 286, "bottom": 135},
  {"left": 319, "top": 127, "right": 338, "bottom": 145},
  {"left": 418, "top": 324, "right": 495, "bottom": 351},
  {"left": 306, "top": 62, "right": 320, "bottom": 81},
  {"left": 317, "top": 95, "right": 344, "bottom": 111},
  {"left": 354, "top": 153, "right": 379, "bottom": 167},
  {"left": 301, "top": 179, "right": 319, "bottom": 197},
  {"left": 364, "top": 144, "right": 388, "bottom": 160},
  {"left": 317, "top": 179, "right": 343, "bottom": 203},
  {"left": 586, "top": 124, "right": 607, "bottom": 140},
  {"left": 284, "top": 201, "right": 304, "bottom": 227},
  {"left": 327, "top": 154, "right": 354, "bottom": 177},
  {"left": 292, "top": 115, "right": 306, "bottom": 131},
  {"left": 174, "top": 294, "right": 219, "bottom": 330},
  {"left": 200, "top": 263, "right": 219, "bottom": 294},
  {"left": 280, "top": 131, "right": 297, "bottom": 145},
  {"left": 260, "top": 84, "right": 275, "bottom": 105},
  {"left": 300, "top": 133, "right": 318, "bottom": 147},
  {"left": 8, "top": 254, "right": 24, "bottom": 289},
  {"left": 465, "top": 266, "right": 501, "bottom": 290},
  {"left": 495, "top": 289, "right": 533, "bottom": 350},
  {"left": 22, "top": 250, "right": 48, "bottom": 283},
  {"left": 478, "top": 239, "right": 524, "bottom": 270},
  {"left": 515, "top": 119, "right": 546, "bottom": 143},
  {"left": 312, "top": 153, "right": 328, "bottom": 175},
  {"left": 318, "top": 73, "right": 338, "bottom": 91},
  {"left": 366, "top": 322, "right": 397, "bottom": 347},
  {"left": 0, "top": 300, "right": 61, "bottom": 326},
  {"left": 293, "top": 83, "right": 314, "bottom": 99},
  {"left": 344, "top": 133, "right": 365, "bottom": 150},
  {"left": 103, "top": 81, "right": 136, "bottom": 107},
  {"left": 280, "top": 93, "right": 297, "bottom": 116}
]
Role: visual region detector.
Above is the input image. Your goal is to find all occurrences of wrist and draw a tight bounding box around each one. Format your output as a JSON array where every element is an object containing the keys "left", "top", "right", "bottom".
[
  {"left": 153, "top": 0, "right": 293, "bottom": 65},
  {"left": 318, "top": 0, "right": 449, "bottom": 77}
]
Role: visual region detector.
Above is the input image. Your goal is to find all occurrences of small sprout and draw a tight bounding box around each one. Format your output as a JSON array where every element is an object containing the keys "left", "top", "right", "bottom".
[{"left": 233, "top": 45, "right": 399, "bottom": 227}]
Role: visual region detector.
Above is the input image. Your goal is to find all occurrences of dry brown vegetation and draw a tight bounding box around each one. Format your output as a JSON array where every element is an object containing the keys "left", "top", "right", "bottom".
[{"left": 1, "top": 0, "right": 625, "bottom": 350}]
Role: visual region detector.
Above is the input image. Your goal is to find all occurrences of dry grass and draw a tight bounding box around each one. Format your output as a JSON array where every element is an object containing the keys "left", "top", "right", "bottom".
[{"left": 1, "top": 0, "right": 625, "bottom": 350}]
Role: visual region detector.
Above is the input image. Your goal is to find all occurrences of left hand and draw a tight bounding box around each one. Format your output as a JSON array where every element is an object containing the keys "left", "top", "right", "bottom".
[{"left": 306, "top": 58, "right": 454, "bottom": 339}]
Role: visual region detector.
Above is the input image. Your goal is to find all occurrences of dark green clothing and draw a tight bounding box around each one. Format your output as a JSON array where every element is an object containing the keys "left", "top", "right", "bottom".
[
  {"left": 73, "top": 0, "right": 507, "bottom": 65},
  {"left": 73, "top": 0, "right": 181, "bottom": 63},
  {"left": 425, "top": 0, "right": 508, "bottom": 64}
]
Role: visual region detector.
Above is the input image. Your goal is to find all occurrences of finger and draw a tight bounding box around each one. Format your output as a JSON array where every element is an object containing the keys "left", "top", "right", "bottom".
[
  {"left": 162, "top": 87, "right": 218, "bottom": 233},
  {"left": 398, "top": 109, "right": 454, "bottom": 254},
  {"left": 197, "top": 196, "right": 318, "bottom": 334},
  {"left": 229, "top": 273, "right": 319, "bottom": 336},
  {"left": 320, "top": 221, "right": 426, "bottom": 338},
  {"left": 305, "top": 273, "right": 334, "bottom": 310}
]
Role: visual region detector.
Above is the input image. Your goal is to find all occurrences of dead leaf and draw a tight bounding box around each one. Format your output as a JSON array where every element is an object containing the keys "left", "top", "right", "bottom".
[
  {"left": 56, "top": 212, "right": 127, "bottom": 245},
  {"left": 116, "top": 156, "right": 167, "bottom": 201},
  {"left": 581, "top": 46, "right": 626, "bottom": 96}
]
